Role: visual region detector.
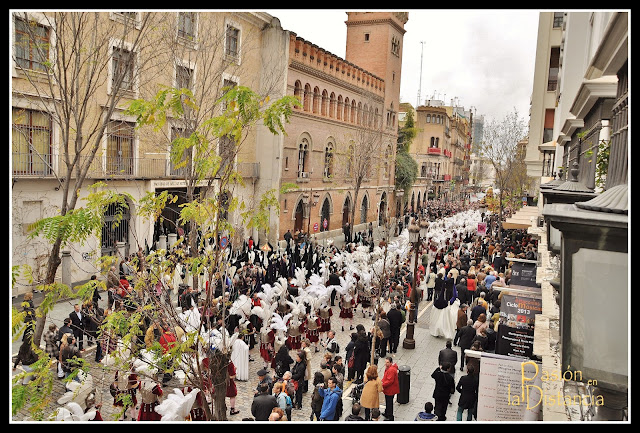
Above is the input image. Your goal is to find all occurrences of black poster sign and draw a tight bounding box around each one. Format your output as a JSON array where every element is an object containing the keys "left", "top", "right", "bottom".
[
  {"left": 509, "top": 261, "right": 538, "bottom": 288},
  {"left": 495, "top": 294, "right": 542, "bottom": 358}
]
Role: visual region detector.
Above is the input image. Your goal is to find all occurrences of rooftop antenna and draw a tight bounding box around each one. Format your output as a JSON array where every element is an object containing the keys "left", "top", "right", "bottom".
[{"left": 417, "top": 41, "right": 426, "bottom": 107}]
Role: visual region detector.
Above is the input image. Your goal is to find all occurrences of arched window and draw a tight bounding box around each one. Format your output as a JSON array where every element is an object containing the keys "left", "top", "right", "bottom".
[
  {"left": 360, "top": 195, "right": 368, "bottom": 224},
  {"left": 303, "top": 83, "right": 311, "bottom": 111},
  {"left": 298, "top": 138, "right": 309, "bottom": 177},
  {"left": 313, "top": 86, "right": 321, "bottom": 114},
  {"left": 294, "top": 81, "right": 303, "bottom": 108},
  {"left": 343, "top": 97, "right": 350, "bottom": 122},
  {"left": 329, "top": 92, "right": 336, "bottom": 118},
  {"left": 345, "top": 142, "right": 354, "bottom": 177},
  {"left": 337, "top": 95, "right": 343, "bottom": 120},
  {"left": 427, "top": 114, "right": 431, "bottom": 123},
  {"left": 324, "top": 142, "right": 334, "bottom": 178},
  {"left": 430, "top": 137, "right": 436, "bottom": 148},
  {"left": 351, "top": 99, "right": 357, "bottom": 123},
  {"left": 435, "top": 137, "right": 440, "bottom": 147},
  {"left": 357, "top": 101, "right": 363, "bottom": 125},
  {"left": 374, "top": 108, "right": 379, "bottom": 128},
  {"left": 384, "top": 143, "right": 392, "bottom": 177},
  {"left": 321, "top": 89, "right": 328, "bottom": 116}
]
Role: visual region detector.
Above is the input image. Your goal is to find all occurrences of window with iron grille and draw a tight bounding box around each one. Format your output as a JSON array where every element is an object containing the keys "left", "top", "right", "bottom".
[
  {"left": 176, "top": 65, "right": 193, "bottom": 91},
  {"left": 112, "top": 46, "right": 135, "bottom": 92},
  {"left": 14, "top": 18, "right": 50, "bottom": 73},
  {"left": 225, "top": 25, "right": 239, "bottom": 58},
  {"left": 107, "top": 120, "right": 135, "bottom": 175},
  {"left": 177, "top": 12, "right": 197, "bottom": 40},
  {"left": 12, "top": 107, "right": 52, "bottom": 175},
  {"left": 553, "top": 12, "right": 564, "bottom": 28}
]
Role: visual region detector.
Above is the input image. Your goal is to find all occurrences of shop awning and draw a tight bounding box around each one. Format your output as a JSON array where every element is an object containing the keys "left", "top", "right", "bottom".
[{"left": 502, "top": 206, "right": 539, "bottom": 229}]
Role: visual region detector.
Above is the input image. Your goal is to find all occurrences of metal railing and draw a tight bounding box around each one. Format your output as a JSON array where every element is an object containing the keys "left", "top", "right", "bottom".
[{"left": 12, "top": 153, "right": 260, "bottom": 180}]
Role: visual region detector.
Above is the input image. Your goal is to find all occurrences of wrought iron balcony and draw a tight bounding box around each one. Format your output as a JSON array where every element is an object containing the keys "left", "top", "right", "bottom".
[{"left": 12, "top": 153, "right": 260, "bottom": 180}]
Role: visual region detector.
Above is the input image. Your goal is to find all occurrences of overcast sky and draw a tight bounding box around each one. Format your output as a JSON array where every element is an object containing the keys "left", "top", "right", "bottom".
[{"left": 263, "top": 9, "right": 540, "bottom": 124}]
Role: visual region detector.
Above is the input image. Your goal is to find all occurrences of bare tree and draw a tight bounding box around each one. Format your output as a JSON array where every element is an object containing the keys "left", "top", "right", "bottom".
[
  {"left": 478, "top": 109, "right": 527, "bottom": 241},
  {"left": 11, "top": 11, "right": 167, "bottom": 346}
]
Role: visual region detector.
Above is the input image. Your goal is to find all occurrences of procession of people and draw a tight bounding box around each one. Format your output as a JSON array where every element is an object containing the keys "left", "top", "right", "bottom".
[{"left": 15, "top": 195, "right": 538, "bottom": 422}]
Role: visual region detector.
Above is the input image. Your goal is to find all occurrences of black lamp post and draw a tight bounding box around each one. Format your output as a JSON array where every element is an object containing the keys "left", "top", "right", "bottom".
[{"left": 402, "top": 218, "right": 429, "bottom": 349}]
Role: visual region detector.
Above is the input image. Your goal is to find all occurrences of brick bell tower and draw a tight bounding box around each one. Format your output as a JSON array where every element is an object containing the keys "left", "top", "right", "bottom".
[{"left": 345, "top": 11, "right": 408, "bottom": 114}]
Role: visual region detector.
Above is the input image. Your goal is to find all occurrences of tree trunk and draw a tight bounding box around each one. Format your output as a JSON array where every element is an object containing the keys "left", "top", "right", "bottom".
[{"left": 32, "top": 238, "right": 64, "bottom": 347}]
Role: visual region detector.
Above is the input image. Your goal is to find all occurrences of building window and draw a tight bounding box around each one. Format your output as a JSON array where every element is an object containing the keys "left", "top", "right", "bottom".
[
  {"left": 298, "top": 139, "right": 309, "bottom": 177},
  {"left": 391, "top": 35, "right": 400, "bottom": 56},
  {"left": 548, "top": 47, "right": 560, "bottom": 91},
  {"left": 294, "top": 81, "right": 303, "bottom": 107},
  {"left": 225, "top": 24, "right": 240, "bottom": 58},
  {"left": 304, "top": 84, "right": 312, "bottom": 112},
  {"left": 12, "top": 108, "right": 52, "bottom": 175},
  {"left": 364, "top": 33, "right": 370, "bottom": 42},
  {"left": 177, "top": 12, "right": 197, "bottom": 40},
  {"left": 346, "top": 143, "right": 354, "bottom": 176},
  {"left": 14, "top": 17, "right": 50, "bottom": 73},
  {"left": 542, "top": 150, "right": 555, "bottom": 177},
  {"left": 324, "top": 143, "right": 334, "bottom": 178},
  {"left": 176, "top": 64, "right": 193, "bottom": 91},
  {"left": 285, "top": 156, "right": 289, "bottom": 170},
  {"left": 553, "top": 12, "right": 564, "bottom": 28},
  {"left": 112, "top": 46, "right": 135, "bottom": 92},
  {"left": 106, "top": 120, "right": 135, "bottom": 175},
  {"left": 427, "top": 114, "right": 431, "bottom": 123}
]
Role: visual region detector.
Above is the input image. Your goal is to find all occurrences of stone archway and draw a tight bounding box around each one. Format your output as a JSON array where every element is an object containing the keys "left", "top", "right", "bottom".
[{"left": 342, "top": 195, "right": 351, "bottom": 226}]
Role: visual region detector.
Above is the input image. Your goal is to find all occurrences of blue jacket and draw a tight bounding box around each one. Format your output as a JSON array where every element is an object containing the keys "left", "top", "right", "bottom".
[
  {"left": 415, "top": 411, "right": 438, "bottom": 421},
  {"left": 318, "top": 385, "right": 342, "bottom": 420}
]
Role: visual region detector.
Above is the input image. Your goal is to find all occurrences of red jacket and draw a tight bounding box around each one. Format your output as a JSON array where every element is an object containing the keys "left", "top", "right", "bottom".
[
  {"left": 381, "top": 363, "right": 400, "bottom": 395},
  {"left": 159, "top": 332, "right": 177, "bottom": 354}
]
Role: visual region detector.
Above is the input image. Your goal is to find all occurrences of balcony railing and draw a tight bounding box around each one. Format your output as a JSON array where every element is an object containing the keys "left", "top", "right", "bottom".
[
  {"left": 12, "top": 153, "right": 260, "bottom": 180},
  {"left": 428, "top": 147, "right": 442, "bottom": 155}
]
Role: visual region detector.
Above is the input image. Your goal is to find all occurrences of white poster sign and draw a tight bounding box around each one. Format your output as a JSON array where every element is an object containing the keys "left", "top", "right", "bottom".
[{"left": 476, "top": 353, "right": 542, "bottom": 421}]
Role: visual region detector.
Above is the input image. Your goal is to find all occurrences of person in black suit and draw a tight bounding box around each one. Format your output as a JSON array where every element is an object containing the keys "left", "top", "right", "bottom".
[
  {"left": 456, "top": 364, "right": 479, "bottom": 421},
  {"left": 457, "top": 319, "right": 477, "bottom": 371},
  {"left": 69, "top": 304, "right": 85, "bottom": 350},
  {"left": 438, "top": 340, "right": 458, "bottom": 378},
  {"left": 431, "top": 362, "right": 455, "bottom": 421}
]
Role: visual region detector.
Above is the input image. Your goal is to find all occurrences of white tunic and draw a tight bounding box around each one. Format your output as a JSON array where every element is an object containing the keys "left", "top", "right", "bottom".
[{"left": 230, "top": 338, "right": 250, "bottom": 381}]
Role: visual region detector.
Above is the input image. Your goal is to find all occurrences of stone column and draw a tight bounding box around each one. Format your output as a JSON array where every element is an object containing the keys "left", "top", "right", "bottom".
[{"left": 61, "top": 251, "right": 72, "bottom": 288}]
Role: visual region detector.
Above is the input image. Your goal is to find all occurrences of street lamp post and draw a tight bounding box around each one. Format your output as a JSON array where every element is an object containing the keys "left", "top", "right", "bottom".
[
  {"left": 402, "top": 218, "right": 429, "bottom": 349},
  {"left": 304, "top": 188, "right": 319, "bottom": 243}
]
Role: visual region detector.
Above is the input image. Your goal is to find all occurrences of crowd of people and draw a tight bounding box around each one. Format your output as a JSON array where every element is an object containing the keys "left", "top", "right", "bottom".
[{"left": 14, "top": 195, "right": 538, "bottom": 422}]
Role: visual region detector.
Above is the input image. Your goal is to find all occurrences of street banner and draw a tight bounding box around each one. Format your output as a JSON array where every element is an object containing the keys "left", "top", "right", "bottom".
[
  {"left": 510, "top": 260, "right": 538, "bottom": 288},
  {"left": 477, "top": 222, "right": 487, "bottom": 236},
  {"left": 476, "top": 352, "right": 542, "bottom": 421},
  {"left": 495, "top": 294, "right": 542, "bottom": 358}
]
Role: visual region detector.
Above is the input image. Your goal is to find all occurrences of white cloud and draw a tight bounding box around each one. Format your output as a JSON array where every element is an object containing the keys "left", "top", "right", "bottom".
[{"left": 265, "top": 9, "right": 539, "bottom": 123}]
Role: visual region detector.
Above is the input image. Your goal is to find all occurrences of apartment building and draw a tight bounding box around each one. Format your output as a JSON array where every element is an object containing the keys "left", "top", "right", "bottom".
[
  {"left": 11, "top": 11, "right": 280, "bottom": 294},
  {"left": 11, "top": 11, "right": 409, "bottom": 293},
  {"left": 398, "top": 99, "right": 472, "bottom": 210}
]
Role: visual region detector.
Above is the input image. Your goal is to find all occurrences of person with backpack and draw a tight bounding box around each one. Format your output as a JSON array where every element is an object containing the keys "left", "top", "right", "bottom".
[
  {"left": 273, "top": 382, "right": 292, "bottom": 421},
  {"left": 274, "top": 345, "right": 294, "bottom": 379}
]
